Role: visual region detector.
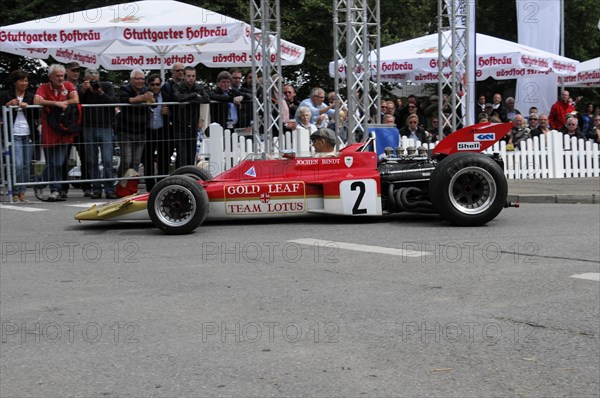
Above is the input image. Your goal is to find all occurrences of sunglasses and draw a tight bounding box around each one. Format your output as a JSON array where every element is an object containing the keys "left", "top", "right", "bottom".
[
  {"left": 149, "top": 83, "right": 161, "bottom": 86},
  {"left": 529, "top": 118, "right": 538, "bottom": 120},
  {"left": 174, "top": 69, "right": 184, "bottom": 72},
  {"left": 283, "top": 91, "right": 293, "bottom": 94}
]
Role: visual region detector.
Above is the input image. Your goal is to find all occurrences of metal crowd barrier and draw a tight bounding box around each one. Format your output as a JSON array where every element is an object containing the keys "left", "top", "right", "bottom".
[{"left": 1, "top": 100, "right": 252, "bottom": 202}]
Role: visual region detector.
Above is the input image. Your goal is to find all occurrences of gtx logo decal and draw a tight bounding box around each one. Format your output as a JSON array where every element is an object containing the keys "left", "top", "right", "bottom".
[{"left": 474, "top": 133, "right": 495, "bottom": 141}]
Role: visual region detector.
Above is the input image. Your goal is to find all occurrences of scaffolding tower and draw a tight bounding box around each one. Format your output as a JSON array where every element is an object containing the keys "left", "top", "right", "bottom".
[
  {"left": 333, "top": 0, "right": 381, "bottom": 143},
  {"left": 437, "top": 0, "right": 473, "bottom": 134},
  {"left": 250, "top": 0, "right": 283, "bottom": 154}
]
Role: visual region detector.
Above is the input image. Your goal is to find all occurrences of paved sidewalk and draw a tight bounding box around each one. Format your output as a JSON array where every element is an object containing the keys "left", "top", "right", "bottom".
[{"left": 507, "top": 177, "right": 599, "bottom": 204}]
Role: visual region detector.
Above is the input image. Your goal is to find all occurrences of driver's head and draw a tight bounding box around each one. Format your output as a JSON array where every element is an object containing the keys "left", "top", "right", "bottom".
[{"left": 310, "top": 128, "right": 336, "bottom": 152}]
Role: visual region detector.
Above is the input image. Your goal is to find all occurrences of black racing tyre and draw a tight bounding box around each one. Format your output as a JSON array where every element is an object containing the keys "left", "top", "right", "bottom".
[
  {"left": 170, "top": 166, "right": 213, "bottom": 182},
  {"left": 429, "top": 153, "right": 507, "bottom": 226},
  {"left": 148, "top": 175, "right": 209, "bottom": 235}
]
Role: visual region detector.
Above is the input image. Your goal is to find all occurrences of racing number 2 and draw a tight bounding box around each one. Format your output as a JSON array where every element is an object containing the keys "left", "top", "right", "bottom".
[
  {"left": 351, "top": 181, "right": 367, "bottom": 214},
  {"left": 340, "top": 179, "right": 379, "bottom": 215}
]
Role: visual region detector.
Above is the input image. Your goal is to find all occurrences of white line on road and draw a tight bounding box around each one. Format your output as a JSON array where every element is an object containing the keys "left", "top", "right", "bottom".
[
  {"left": 0, "top": 204, "right": 47, "bottom": 212},
  {"left": 67, "top": 204, "right": 107, "bottom": 208},
  {"left": 288, "top": 238, "right": 432, "bottom": 257},
  {"left": 570, "top": 273, "right": 600, "bottom": 282}
]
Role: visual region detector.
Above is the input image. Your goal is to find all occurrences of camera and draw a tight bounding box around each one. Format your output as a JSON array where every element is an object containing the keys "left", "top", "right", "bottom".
[{"left": 90, "top": 80, "right": 100, "bottom": 90}]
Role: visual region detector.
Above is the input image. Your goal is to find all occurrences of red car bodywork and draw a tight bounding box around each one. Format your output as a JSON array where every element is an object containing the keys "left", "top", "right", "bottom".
[{"left": 75, "top": 122, "right": 512, "bottom": 223}]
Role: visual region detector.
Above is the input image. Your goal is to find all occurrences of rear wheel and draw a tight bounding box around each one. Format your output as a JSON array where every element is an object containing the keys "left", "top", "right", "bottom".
[
  {"left": 429, "top": 153, "right": 507, "bottom": 226},
  {"left": 148, "top": 175, "right": 209, "bottom": 235},
  {"left": 170, "top": 166, "right": 213, "bottom": 182}
]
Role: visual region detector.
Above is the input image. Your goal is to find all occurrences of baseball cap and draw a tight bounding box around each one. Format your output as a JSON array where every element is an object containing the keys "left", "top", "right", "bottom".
[
  {"left": 65, "top": 62, "right": 81, "bottom": 70},
  {"left": 310, "top": 128, "right": 336, "bottom": 145},
  {"left": 485, "top": 103, "right": 493, "bottom": 109}
]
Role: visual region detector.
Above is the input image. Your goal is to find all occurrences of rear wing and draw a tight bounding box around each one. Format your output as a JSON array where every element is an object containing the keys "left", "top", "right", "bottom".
[{"left": 432, "top": 122, "right": 512, "bottom": 156}]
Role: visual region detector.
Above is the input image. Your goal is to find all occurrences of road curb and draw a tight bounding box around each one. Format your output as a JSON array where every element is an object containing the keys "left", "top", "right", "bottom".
[{"left": 507, "top": 194, "right": 598, "bottom": 204}]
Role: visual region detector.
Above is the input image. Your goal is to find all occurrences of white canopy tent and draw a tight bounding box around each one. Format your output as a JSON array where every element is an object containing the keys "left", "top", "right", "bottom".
[
  {"left": 562, "top": 57, "right": 600, "bottom": 87},
  {"left": 330, "top": 32, "right": 578, "bottom": 83},
  {"left": 0, "top": 0, "right": 305, "bottom": 71}
]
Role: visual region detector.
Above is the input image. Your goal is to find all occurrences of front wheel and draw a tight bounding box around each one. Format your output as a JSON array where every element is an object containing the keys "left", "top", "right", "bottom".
[
  {"left": 148, "top": 175, "right": 209, "bottom": 235},
  {"left": 429, "top": 153, "right": 507, "bottom": 226}
]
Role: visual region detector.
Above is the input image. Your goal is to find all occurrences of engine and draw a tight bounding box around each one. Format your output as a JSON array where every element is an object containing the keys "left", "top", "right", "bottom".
[{"left": 377, "top": 147, "right": 437, "bottom": 214}]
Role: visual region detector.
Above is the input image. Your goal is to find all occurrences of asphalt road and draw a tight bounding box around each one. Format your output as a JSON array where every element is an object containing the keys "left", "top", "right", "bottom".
[{"left": 1, "top": 201, "right": 599, "bottom": 397}]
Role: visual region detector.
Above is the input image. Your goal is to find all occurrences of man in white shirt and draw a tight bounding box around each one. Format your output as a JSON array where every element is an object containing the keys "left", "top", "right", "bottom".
[{"left": 297, "top": 87, "right": 333, "bottom": 126}]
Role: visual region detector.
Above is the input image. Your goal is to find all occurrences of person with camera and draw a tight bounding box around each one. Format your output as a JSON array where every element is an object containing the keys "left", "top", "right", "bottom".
[
  {"left": 117, "top": 69, "right": 154, "bottom": 177},
  {"left": 78, "top": 68, "right": 118, "bottom": 199}
]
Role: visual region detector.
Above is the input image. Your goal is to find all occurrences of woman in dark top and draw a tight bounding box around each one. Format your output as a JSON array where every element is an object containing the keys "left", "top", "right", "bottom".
[{"left": 0, "top": 70, "right": 38, "bottom": 202}]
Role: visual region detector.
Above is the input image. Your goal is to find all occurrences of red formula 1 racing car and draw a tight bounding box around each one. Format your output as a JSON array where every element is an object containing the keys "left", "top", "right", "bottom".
[{"left": 75, "top": 122, "right": 515, "bottom": 234}]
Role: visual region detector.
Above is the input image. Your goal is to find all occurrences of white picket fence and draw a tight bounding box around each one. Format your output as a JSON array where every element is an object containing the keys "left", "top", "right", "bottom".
[
  {"left": 202, "top": 125, "right": 600, "bottom": 180},
  {"left": 488, "top": 131, "right": 600, "bottom": 179},
  {"left": 200, "top": 123, "right": 312, "bottom": 175}
]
